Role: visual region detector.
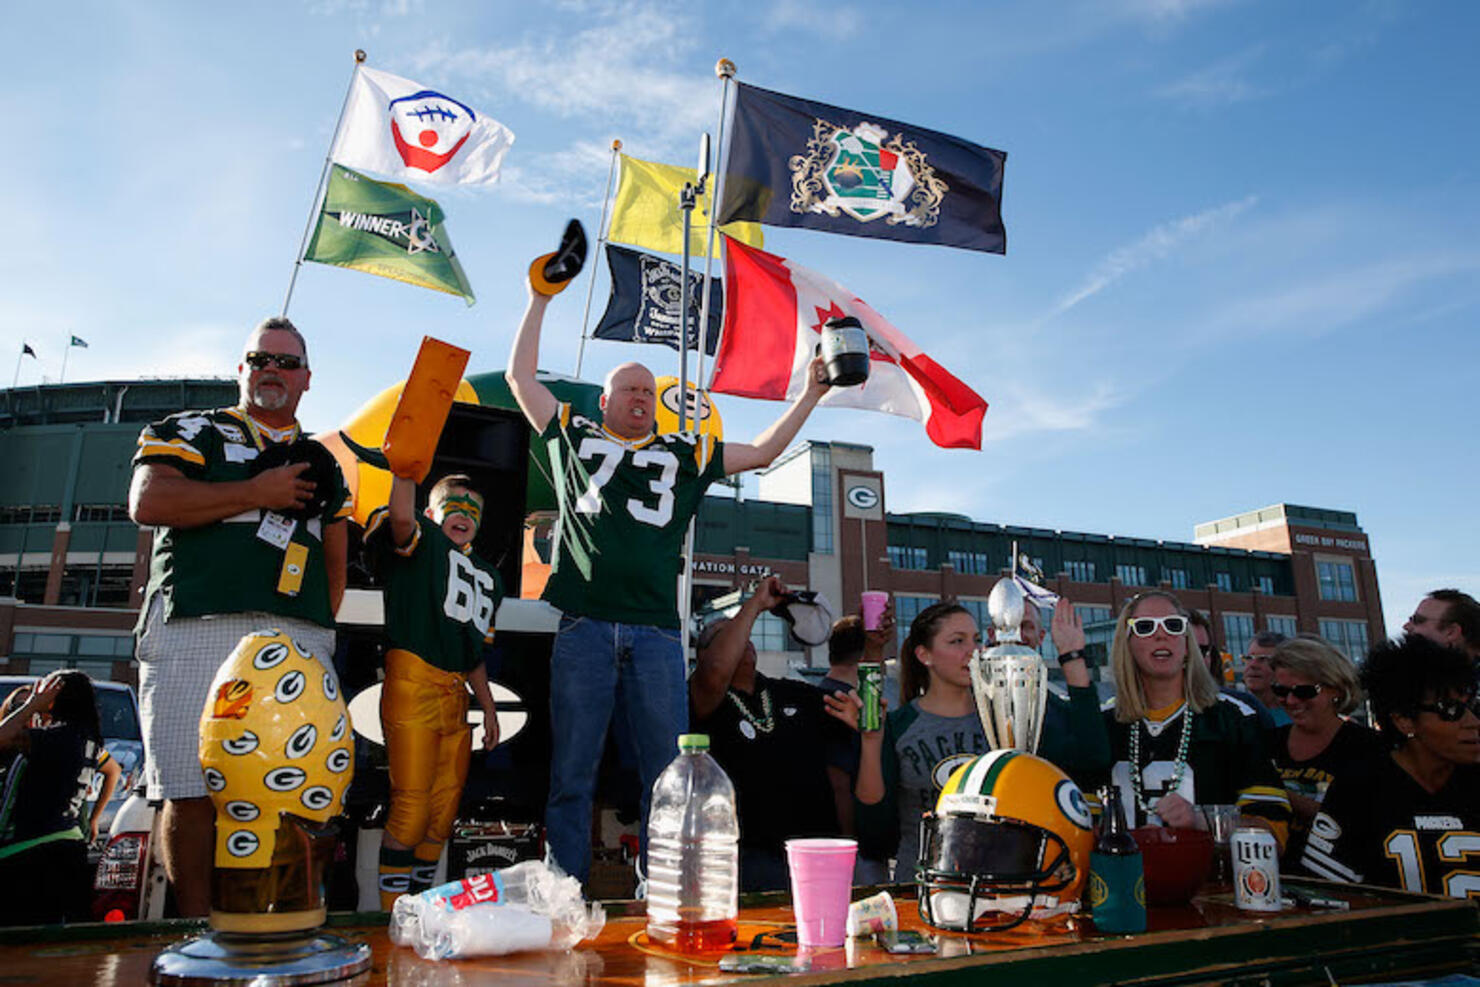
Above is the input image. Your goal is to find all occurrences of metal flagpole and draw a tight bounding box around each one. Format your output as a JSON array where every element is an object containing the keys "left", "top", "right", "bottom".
[
  {"left": 60, "top": 338, "right": 70, "bottom": 384},
  {"left": 12, "top": 348, "right": 24, "bottom": 390},
  {"left": 574, "top": 140, "right": 622, "bottom": 378},
  {"left": 282, "top": 49, "right": 367, "bottom": 318},
  {"left": 696, "top": 58, "right": 736, "bottom": 392}
]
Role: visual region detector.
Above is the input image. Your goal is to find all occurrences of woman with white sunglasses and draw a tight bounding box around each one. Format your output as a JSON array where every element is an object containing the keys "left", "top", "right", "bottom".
[
  {"left": 1301, "top": 635, "right": 1480, "bottom": 897},
  {"left": 1092, "top": 591, "right": 1291, "bottom": 846},
  {"left": 1268, "top": 635, "right": 1382, "bottom": 867}
]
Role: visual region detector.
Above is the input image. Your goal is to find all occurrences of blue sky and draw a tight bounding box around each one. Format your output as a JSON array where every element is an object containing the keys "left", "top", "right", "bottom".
[{"left": 4, "top": 0, "right": 1476, "bottom": 634}]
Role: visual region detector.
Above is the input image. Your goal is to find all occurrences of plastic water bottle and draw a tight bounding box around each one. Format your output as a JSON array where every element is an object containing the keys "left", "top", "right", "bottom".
[{"left": 645, "top": 734, "right": 739, "bottom": 951}]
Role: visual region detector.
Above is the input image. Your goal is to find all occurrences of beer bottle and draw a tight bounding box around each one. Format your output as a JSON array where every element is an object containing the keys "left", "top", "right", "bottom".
[{"left": 1087, "top": 785, "right": 1146, "bottom": 933}]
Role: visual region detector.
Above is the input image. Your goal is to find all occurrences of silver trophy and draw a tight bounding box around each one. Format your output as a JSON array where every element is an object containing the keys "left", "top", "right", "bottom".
[{"left": 969, "top": 576, "right": 1048, "bottom": 753}]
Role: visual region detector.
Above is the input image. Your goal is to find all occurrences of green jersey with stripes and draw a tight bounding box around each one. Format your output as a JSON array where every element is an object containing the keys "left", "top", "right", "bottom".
[
  {"left": 132, "top": 407, "right": 351, "bottom": 629},
  {"left": 540, "top": 403, "right": 726, "bottom": 629},
  {"left": 366, "top": 511, "right": 502, "bottom": 673}
]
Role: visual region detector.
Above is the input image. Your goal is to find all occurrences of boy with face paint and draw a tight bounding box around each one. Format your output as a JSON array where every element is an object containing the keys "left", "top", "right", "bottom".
[{"left": 365, "top": 473, "right": 503, "bottom": 908}]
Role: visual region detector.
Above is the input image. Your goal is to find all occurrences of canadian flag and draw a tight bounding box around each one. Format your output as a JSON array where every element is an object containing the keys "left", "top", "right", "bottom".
[
  {"left": 710, "top": 237, "right": 987, "bottom": 449},
  {"left": 332, "top": 66, "right": 515, "bottom": 186}
]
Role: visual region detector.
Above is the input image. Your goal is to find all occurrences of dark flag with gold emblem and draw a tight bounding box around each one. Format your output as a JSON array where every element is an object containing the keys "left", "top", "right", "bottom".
[
  {"left": 718, "top": 83, "right": 1007, "bottom": 254},
  {"left": 593, "top": 243, "right": 723, "bottom": 355}
]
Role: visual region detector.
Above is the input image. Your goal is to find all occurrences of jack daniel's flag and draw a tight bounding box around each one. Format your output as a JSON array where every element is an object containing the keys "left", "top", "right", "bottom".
[
  {"left": 592, "top": 244, "right": 722, "bottom": 355},
  {"left": 718, "top": 83, "right": 1007, "bottom": 254}
]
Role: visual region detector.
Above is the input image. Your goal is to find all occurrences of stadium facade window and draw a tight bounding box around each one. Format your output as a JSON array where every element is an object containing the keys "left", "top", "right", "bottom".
[
  {"left": 1316, "top": 560, "right": 1357, "bottom": 602},
  {"left": 888, "top": 545, "right": 929, "bottom": 570},
  {"left": 894, "top": 594, "right": 939, "bottom": 651},
  {"left": 1166, "top": 568, "right": 1189, "bottom": 589},
  {"left": 1064, "top": 560, "right": 1096, "bottom": 582},
  {"left": 1214, "top": 572, "right": 1233, "bottom": 592},
  {"left": 810, "top": 446, "right": 833, "bottom": 555},
  {"left": 1115, "top": 564, "right": 1147, "bottom": 586},
  {"left": 947, "top": 550, "right": 990, "bottom": 575},
  {"left": 1266, "top": 615, "right": 1298, "bottom": 638},
  {"left": 1320, "top": 619, "right": 1370, "bottom": 662},
  {"left": 1257, "top": 575, "right": 1275, "bottom": 595},
  {"left": 753, "top": 611, "right": 803, "bottom": 653},
  {"left": 1222, "top": 613, "right": 1255, "bottom": 659}
]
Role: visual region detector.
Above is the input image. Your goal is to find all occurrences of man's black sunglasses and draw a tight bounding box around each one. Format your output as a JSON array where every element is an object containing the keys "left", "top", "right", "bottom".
[
  {"left": 1414, "top": 696, "right": 1480, "bottom": 722},
  {"left": 245, "top": 351, "right": 305, "bottom": 371}
]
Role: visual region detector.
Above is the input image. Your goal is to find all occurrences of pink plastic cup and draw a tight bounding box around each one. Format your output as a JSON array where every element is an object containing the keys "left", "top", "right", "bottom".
[
  {"left": 860, "top": 592, "right": 889, "bottom": 631},
  {"left": 786, "top": 838, "right": 858, "bottom": 947}
]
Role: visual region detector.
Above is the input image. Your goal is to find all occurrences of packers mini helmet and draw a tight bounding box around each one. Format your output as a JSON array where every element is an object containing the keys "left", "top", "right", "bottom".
[
  {"left": 199, "top": 630, "right": 354, "bottom": 870},
  {"left": 917, "top": 750, "right": 1094, "bottom": 933}
]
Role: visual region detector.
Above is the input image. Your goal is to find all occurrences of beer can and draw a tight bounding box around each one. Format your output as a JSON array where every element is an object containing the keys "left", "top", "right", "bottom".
[
  {"left": 1231, "top": 827, "right": 1281, "bottom": 912},
  {"left": 858, "top": 663, "right": 884, "bottom": 732}
]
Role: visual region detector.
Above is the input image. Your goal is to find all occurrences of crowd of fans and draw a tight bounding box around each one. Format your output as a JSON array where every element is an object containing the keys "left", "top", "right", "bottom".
[{"left": 697, "top": 583, "right": 1480, "bottom": 901}]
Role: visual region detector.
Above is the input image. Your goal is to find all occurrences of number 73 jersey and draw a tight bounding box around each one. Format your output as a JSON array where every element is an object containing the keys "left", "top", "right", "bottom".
[
  {"left": 1301, "top": 756, "right": 1480, "bottom": 900},
  {"left": 541, "top": 404, "right": 727, "bottom": 628}
]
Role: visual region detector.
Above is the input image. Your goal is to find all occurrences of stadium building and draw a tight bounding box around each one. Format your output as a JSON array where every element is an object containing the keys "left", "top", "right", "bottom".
[{"left": 0, "top": 383, "right": 1385, "bottom": 688}]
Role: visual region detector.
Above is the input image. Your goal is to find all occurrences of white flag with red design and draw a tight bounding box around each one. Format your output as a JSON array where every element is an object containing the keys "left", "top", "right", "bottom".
[
  {"left": 710, "top": 237, "right": 987, "bottom": 449},
  {"left": 331, "top": 66, "right": 515, "bottom": 186}
]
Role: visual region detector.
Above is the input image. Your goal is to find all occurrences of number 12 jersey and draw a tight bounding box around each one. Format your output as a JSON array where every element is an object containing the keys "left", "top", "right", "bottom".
[{"left": 541, "top": 404, "right": 727, "bottom": 629}]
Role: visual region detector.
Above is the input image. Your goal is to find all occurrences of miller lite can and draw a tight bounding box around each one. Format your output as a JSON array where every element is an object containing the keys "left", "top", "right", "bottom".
[
  {"left": 858, "top": 662, "right": 884, "bottom": 732},
  {"left": 1231, "top": 826, "right": 1281, "bottom": 912}
]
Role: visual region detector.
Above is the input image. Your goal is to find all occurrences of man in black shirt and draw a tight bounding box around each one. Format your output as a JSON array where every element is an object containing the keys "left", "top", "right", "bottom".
[{"left": 690, "top": 577, "right": 840, "bottom": 892}]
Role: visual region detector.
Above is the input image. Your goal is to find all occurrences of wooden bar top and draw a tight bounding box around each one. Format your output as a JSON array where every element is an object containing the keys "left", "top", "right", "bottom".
[{"left": 0, "top": 880, "right": 1473, "bottom": 986}]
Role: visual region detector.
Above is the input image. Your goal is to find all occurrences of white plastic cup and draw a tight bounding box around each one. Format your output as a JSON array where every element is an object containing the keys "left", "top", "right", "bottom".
[
  {"left": 860, "top": 592, "right": 889, "bottom": 631},
  {"left": 786, "top": 838, "right": 857, "bottom": 947}
]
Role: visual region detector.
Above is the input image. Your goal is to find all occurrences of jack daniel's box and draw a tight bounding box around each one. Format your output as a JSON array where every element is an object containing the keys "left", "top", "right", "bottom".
[{"left": 446, "top": 821, "right": 543, "bottom": 879}]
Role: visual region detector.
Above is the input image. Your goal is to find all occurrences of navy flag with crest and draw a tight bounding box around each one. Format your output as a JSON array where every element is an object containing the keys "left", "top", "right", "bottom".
[
  {"left": 718, "top": 83, "right": 1007, "bottom": 254},
  {"left": 593, "top": 243, "right": 723, "bottom": 356}
]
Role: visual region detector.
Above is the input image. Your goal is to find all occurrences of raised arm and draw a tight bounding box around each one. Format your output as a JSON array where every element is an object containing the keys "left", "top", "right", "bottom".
[
  {"left": 129, "top": 461, "right": 315, "bottom": 529},
  {"left": 689, "top": 576, "right": 784, "bottom": 721},
  {"left": 506, "top": 287, "right": 558, "bottom": 433},
  {"left": 722, "top": 357, "right": 830, "bottom": 476}
]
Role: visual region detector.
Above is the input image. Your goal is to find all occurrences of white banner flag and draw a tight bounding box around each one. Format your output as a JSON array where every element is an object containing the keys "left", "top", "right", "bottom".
[{"left": 331, "top": 66, "right": 515, "bottom": 186}]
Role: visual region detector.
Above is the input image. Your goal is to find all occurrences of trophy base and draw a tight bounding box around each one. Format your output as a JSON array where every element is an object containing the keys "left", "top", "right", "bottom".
[{"left": 151, "top": 930, "right": 371, "bottom": 986}]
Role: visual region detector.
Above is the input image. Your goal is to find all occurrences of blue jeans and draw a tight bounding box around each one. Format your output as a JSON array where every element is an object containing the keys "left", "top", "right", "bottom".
[{"left": 545, "top": 615, "right": 688, "bottom": 885}]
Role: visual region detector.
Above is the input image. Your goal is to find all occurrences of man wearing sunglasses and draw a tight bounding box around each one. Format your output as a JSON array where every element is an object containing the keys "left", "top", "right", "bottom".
[
  {"left": 128, "top": 316, "right": 351, "bottom": 916},
  {"left": 1404, "top": 589, "right": 1480, "bottom": 675}
]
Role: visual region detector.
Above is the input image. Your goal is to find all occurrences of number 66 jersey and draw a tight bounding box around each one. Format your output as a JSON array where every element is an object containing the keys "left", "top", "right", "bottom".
[
  {"left": 1301, "top": 755, "right": 1480, "bottom": 900},
  {"left": 541, "top": 404, "right": 727, "bottom": 629}
]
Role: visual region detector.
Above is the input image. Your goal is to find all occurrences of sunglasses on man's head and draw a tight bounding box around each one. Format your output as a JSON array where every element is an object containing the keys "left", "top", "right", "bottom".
[
  {"left": 1270, "top": 683, "right": 1323, "bottom": 701},
  {"left": 245, "top": 351, "right": 305, "bottom": 371},
  {"left": 1129, "top": 615, "right": 1188, "bottom": 638},
  {"left": 1414, "top": 696, "right": 1480, "bottom": 722}
]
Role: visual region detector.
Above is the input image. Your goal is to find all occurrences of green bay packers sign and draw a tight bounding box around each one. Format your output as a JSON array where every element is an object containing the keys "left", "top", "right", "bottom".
[
  {"left": 717, "top": 83, "right": 1008, "bottom": 254},
  {"left": 304, "top": 165, "right": 476, "bottom": 303}
]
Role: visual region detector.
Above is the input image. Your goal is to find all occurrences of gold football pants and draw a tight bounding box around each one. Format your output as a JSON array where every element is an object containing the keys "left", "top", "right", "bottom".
[{"left": 381, "top": 649, "right": 471, "bottom": 850}]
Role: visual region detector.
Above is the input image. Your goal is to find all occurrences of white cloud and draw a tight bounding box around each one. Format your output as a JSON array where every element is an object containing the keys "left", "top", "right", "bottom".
[
  {"left": 1156, "top": 45, "right": 1268, "bottom": 107},
  {"left": 408, "top": 3, "right": 716, "bottom": 144},
  {"left": 1196, "top": 250, "right": 1480, "bottom": 341},
  {"left": 984, "top": 379, "right": 1126, "bottom": 442},
  {"left": 1045, "top": 195, "right": 1258, "bottom": 319},
  {"left": 763, "top": 0, "right": 863, "bottom": 39}
]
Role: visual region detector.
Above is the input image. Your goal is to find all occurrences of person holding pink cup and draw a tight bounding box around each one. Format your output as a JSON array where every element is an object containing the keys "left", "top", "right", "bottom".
[{"left": 785, "top": 838, "right": 858, "bottom": 946}]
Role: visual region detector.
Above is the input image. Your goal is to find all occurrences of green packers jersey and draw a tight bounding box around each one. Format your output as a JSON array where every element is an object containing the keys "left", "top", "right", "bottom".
[
  {"left": 540, "top": 403, "right": 726, "bottom": 628},
  {"left": 132, "top": 407, "right": 351, "bottom": 629},
  {"left": 365, "top": 511, "right": 502, "bottom": 673}
]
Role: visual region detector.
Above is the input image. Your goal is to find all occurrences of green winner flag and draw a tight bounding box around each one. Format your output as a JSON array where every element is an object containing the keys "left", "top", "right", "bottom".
[{"left": 305, "top": 165, "right": 475, "bottom": 304}]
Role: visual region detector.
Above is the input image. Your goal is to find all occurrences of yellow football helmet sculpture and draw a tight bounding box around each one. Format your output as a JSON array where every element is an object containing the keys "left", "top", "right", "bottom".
[
  {"left": 199, "top": 630, "right": 354, "bottom": 933},
  {"left": 917, "top": 750, "right": 1094, "bottom": 933}
]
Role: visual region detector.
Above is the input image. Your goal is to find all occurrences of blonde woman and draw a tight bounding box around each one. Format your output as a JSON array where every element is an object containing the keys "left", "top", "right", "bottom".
[
  {"left": 1269, "top": 635, "right": 1382, "bottom": 865},
  {"left": 1094, "top": 591, "right": 1291, "bottom": 847}
]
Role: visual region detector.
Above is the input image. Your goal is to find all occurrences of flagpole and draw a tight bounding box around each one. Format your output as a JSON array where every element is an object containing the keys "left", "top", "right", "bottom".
[
  {"left": 574, "top": 139, "right": 622, "bottom": 379},
  {"left": 282, "top": 49, "right": 367, "bottom": 318},
  {"left": 60, "top": 340, "right": 69, "bottom": 384},
  {"left": 12, "top": 348, "right": 24, "bottom": 390},
  {"left": 696, "top": 58, "right": 736, "bottom": 391}
]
